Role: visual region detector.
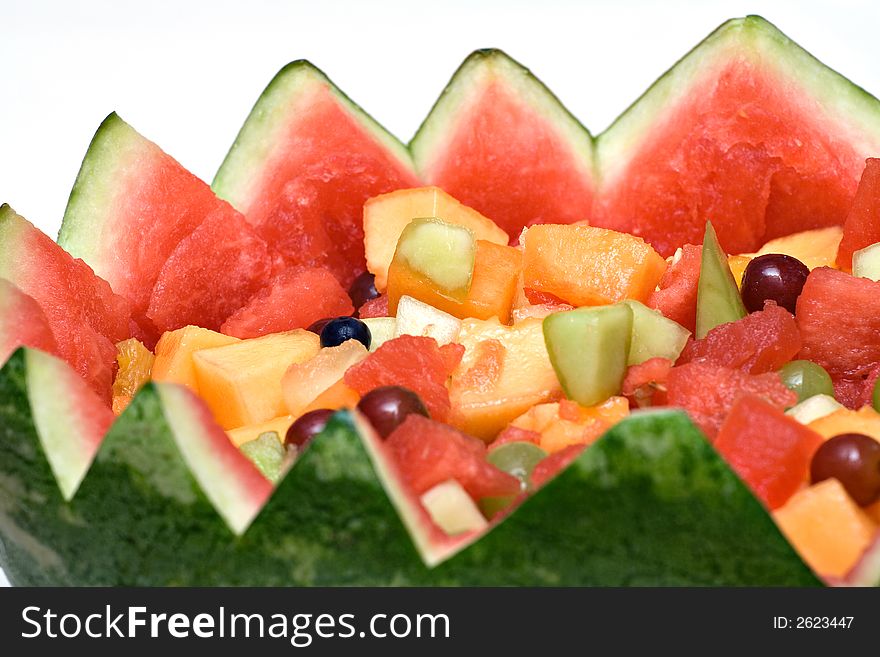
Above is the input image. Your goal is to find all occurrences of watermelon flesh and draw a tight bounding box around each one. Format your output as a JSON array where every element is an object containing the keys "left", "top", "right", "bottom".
[
  {"left": 213, "top": 62, "right": 420, "bottom": 287},
  {"left": 836, "top": 158, "right": 880, "bottom": 269},
  {"left": 594, "top": 17, "right": 880, "bottom": 257},
  {"left": 147, "top": 207, "right": 282, "bottom": 333},
  {"left": 665, "top": 361, "right": 796, "bottom": 439},
  {"left": 677, "top": 301, "right": 801, "bottom": 374},
  {"left": 796, "top": 267, "right": 880, "bottom": 381},
  {"left": 0, "top": 279, "right": 58, "bottom": 364},
  {"left": 0, "top": 205, "right": 132, "bottom": 400},
  {"left": 411, "top": 50, "right": 595, "bottom": 238},
  {"left": 714, "top": 394, "right": 823, "bottom": 510},
  {"left": 221, "top": 267, "right": 353, "bottom": 339},
  {"left": 647, "top": 244, "right": 702, "bottom": 333},
  {"left": 59, "top": 113, "right": 249, "bottom": 319}
]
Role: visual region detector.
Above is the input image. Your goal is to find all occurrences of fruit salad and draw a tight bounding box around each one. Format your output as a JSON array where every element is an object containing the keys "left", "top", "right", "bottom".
[{"left": 2, "top": 15, "right": 880, "bottom": 586}]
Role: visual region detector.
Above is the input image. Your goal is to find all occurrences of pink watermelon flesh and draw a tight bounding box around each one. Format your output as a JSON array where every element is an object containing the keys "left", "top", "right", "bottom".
[
  {"left": 595, "top": 58, "right": 863, "bottom": 257},
  {"left": 0, "top": 206, "right": 131, "bottom": 401},
  {"left": 220, "top": 267, "right": 353, "bottom": 339},
  {"left": 147, "top": 208, "right": 282, "bottom": 333},
  {"left": 0, "top": 279, "right": 59, "bottom": 364},
  {"left": 421, "top": 79, "right": 594, "bottom": 239},
  {"left": 836, "top": 158, "right": 880, "bottom": 269},
  {"left": 226, "top": 84, "right": 420, "bottom": 287},
  {"left": 60, "top": 114, "right": 249, "bottom": 319}
]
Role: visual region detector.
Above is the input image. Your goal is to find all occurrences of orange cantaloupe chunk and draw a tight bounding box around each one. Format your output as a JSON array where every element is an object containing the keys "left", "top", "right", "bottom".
[
  {"left": 387, "top": 239, "right": 521, "bottom": 322},
  {"left": 449, "top": 318, "right": 561, "bottom": 440},
  {"left": 282, "top": 340, "right": 368, "bottom": 416},
  {"left": 521, "top": 224, "right": 667, "bottom": 306},
  {"left": 300, "top": 379, "right": 360, "bottom": 414},
  {"left": 364, "top": 186, "right": 509, "bottom": 291},
  {"left": 756, "top": 226, "right": 843, "bottom": 271},
  {"left": 510, "top": 398, "right": 629, "bottom": 453},
  {"left": 727, "top": 255, "right": 752, "bottom": 289},
  {"left": 192, "top": 330, "right": 320, "bottom": 429},
  {"left": 151, "top": 325, "right": 239, "bottom": 393},
  {"left": 226, "top": 415, "right": 295, "bottom": 448},
  {"left": 774, "top": 478, "right": 877, "bottom": 578},
  {"left": 808, "top": 406, "right": 880, "bottom": 443}
]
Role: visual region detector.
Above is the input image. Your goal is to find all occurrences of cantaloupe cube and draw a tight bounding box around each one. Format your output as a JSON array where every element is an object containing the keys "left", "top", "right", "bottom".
[
  {"left": 509, "top": 397, "right": 629, "bottom": 453},
  {"left": 226, "top": 415, "right": 294, "bottom": 447},
  {"left": 388, "top": 239, "right": 521, "bottom": 322},
  {"left": 364, "top": 186, "right": 509, "bottom": 291},
  {"left": 151, "top": 325, "right": 239, "bottom": 393},
  {"left": 449, "top": 318, "right": 561, "bottom": 440},
  {"left": 808, "top": 406, "right": 880, "bottom": 443},
  {"left": 193, "top": 330, "right": 320, "bottom": 429},
  {"left": 774, "top": 478, "right": 877, "bottom": 578},
  {"left": 282, "top": 340, "right": 368, "bottom": 416},
  {"left": 300, "top": 379, "right": 360, "bottom": 414},
  {"left": 727, "top": 254, "right": 753, "bottom": 288},
  {"left": 756, "top": 226, "right": 843, "bottom": 271},
  {"left": 522, "top": 224, "right": 667, "bottom": 306}
]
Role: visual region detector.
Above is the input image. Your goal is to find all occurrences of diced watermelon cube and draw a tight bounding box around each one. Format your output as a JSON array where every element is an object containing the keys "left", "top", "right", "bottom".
[
  {"left": 221, "top": 267, "right": 354, "bottom": 339},
  {"left": 677, "top": 301, "right": 801, "bottom": 374},
  {"left": 715, "top": 394, "right": 824, "bottom": 509},
  {"left": 647, "top": 244, "right": 701, "bottom": 332},
  {"left": 666, "top": 362, "right": 796, "bottom": 439},
  {"left": 622, "top": 357, "right": 673, "bottom": 407},
  {"left": 386, "top": 414, "right": 520, "bottom": 499},
  {"left": 344, "top": 335, "right": 463, "bottom": 421},
  {"left": 796, "top": 267, "right": 880, "bottom": 380},
  {"left": 358, "top": 294, "right": 389, "bottom": 319}
]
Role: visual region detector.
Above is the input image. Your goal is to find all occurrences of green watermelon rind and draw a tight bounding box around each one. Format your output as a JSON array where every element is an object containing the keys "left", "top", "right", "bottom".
[
  {"left": 596, "top": 15, "right": 880, "bottom": 187},
  {"left": 0, "top": 346, "right": 823, "bottom": 586},
  {"left": 409, "top": 48, "right": 596, "bottom": 184},
  {"left": 57, "top": 113, "right": 149, "bottom": 270},
  {"left": 211, "top": 60, "right": 418, "bottom": 213}
]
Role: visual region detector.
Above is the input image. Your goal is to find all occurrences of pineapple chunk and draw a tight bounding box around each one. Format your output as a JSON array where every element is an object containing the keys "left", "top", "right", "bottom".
[
  {"left": 420, "top": 479, "right": 488, "bottom": 535},
  {"left": 395, "top": 295, "right": 461, "bottom": 345},
  {"left": 193, "top": 330, "right": 320, "bottom": 429},
  {"left": 282, "top": 340, "right": 368, "bottom": 416},
  {"left": 152, "top": 325, "right": 239, "bottom": 393}
]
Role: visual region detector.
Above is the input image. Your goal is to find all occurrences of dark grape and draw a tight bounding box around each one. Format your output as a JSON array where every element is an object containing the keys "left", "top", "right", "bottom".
[
  {"left": 349, "top": 271, "right": 379, "bottom": 312},
  {"left": 810, "top": 433, "right": 880, "bottom": 506},
  {"left": 285, "top": 409, "right": 334, "bottom": 449},
  {"left": 307, "top": 317, "right": 333, "bottom": 335},
  {"left": 319, "top": 316, "right": 371, "bottom": 349},
  {"left": 740, "top": 253, "right": 810, "bottom": 314},
  {"left": 356, "top": 385, "right": 429, "bottom": 438}
]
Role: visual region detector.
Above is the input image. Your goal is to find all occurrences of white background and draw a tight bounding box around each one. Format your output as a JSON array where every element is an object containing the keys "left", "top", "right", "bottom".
[{"left": 1, "top": 0, "right": 879, "bottom": 587}]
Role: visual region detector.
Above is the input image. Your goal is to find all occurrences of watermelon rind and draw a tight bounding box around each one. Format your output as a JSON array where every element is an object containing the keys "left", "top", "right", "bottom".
[
  {"left": 409, "top": 48, "right": 595, "bottom": 184},
  {"left": 596, "top": 15, "right": 880, "bottom": 188},
  {"left": 0, "top": 348, "right": 821, "bottom": 585},
  {"left": 57, "top": 113, "right": 151, "bottom": 275},
  {"left": 212, "top": 60, "right": 417, "bottom": 213}
]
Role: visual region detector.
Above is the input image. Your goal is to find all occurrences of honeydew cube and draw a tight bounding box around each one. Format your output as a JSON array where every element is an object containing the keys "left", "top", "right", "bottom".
[
  {"left": 394, "top": 295, "right": 462, "bottom": 345},
  {"left": 420, "top": 479, "right": 488, "bottom": 535},
  {"left": 362, "top": 317, "right": 396, "bottom": 352},
  {"left": 193, "top": 330, "right": 320, "bottom": 429},
  {"left": 853, "top": 243, "right": 880, "bottom": 281},
  {"left": 151, "top": 325, "right": 239, "bottom": 393}
]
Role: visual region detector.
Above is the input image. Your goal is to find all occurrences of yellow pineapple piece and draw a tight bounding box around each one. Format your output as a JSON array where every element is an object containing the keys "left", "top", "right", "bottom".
[
  {"left": 152, "top": 325, "right": 239, "bottom": 393},
  {"left": 111, "top": 338, "right": 154, "bottom": 415},
  {"left": 282, "top": 339, "right": 368, "bottom": 416},
  {"left": 226, "top": 415, "right": 295, "bottom": 448},
  {"left": 193, "top": 330, "right": 320, "bottom": 429}
]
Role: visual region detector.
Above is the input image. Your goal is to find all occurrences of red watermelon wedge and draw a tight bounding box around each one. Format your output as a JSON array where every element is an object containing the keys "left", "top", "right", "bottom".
[
  {"left": 0, "top": 205, "right": 132, "bottom": 399},
  {"left": 212, "top": 61, "right": 421, "bottom": 287},
  {"left": 58, "top": 113, "right": 252, "bottom": 320},
  {"left": 593, "top": 16, "right": 880, "bottom": 257},
  {"left": 0, "top": 279, "right": 58, "bottom": 365},
  {"left": 410, "top": 49, "right": 595, "bottom": 239}
]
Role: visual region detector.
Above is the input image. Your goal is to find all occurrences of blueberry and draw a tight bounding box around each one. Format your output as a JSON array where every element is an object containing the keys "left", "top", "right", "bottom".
[
  {"left": 307, "top": 317, "right": 333, "bottom": 335},
  {"left": 319, "top": 316, "right": 371, "bottom": 349}
]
